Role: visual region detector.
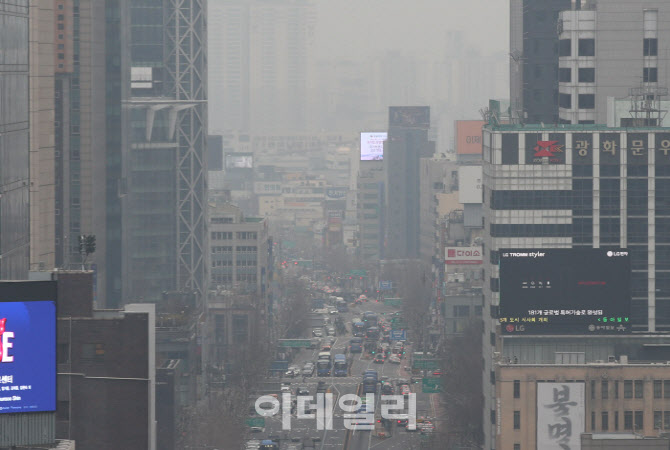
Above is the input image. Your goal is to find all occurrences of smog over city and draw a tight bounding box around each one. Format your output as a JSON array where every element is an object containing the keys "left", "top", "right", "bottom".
[{"left": 0, "top": 0, "right": 665, "bottom": 449}]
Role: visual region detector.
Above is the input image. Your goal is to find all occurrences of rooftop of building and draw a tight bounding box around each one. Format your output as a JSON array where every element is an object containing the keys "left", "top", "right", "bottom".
[{"left": 484, "top": 122, "right": 670, "bottom": 132}]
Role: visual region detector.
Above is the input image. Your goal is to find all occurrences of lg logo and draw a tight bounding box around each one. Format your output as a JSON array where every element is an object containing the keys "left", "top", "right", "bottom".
[{"left": 505, "top": 324, "right": 525, "bottom": 333}]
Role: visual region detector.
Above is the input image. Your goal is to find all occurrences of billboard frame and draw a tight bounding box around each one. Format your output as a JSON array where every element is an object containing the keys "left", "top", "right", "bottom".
[{"left": 0, "top": 281, "right": 58, "bottom": 415}]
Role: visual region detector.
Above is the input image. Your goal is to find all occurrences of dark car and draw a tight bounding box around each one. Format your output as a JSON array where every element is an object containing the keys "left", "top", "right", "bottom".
[{"left": 373, "top": 355, "right": 385, "bottom": 364}]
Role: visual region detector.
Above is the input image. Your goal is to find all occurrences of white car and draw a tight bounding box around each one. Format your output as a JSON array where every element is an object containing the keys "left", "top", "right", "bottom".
[
  {"left": 285, "top": 366, "right": 300, "bottom": 377},
  {"left": 312, "top": 328, "right": 323, "bottom": 337},
  {"left": 389, "top": 355, "right": 401, "bottom": 364},
  {"left": 302, "top": 363, "right": 315, "bottom": 376}
]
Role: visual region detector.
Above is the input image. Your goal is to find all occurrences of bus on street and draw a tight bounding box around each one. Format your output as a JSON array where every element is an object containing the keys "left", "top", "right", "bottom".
[{"left": 333, "top": 354, "right": 348, "bottom": 376}]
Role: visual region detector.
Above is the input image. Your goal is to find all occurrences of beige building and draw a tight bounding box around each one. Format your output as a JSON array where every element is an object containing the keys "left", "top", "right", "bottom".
[
  {"left": 209, "top": 201, "right": 270, "bottom": 296},
  {"left": 496, "top": 361, "right": 670, "bottom": 450}
]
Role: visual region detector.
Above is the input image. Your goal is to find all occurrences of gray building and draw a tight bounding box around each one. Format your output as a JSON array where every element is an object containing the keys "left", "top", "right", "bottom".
[
  {"left": 481, "top": 120, "right": 670, "bottom": 448},
  {"left": 357, "top": 161, "right": 384, "bottom": 262},
  {"left": 510, "top": 0, "right": 571, "bottom": 124},
  {"left": 120, "top": 0, "right": 208, "bottom": 304},
  {"left": 384, "top": 107, "right": 433, "bottom": 260},
  {"left": 558, "top": 0, "right": 670, "bottom": 125},
  {"left": 0, "top": 0, "right": 30, "bottom": 279}
]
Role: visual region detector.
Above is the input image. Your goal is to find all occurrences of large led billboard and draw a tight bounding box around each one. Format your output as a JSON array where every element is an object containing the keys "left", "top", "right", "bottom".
[
  {"left": 499, "top": 249, "right": 631, "bottom": 334},
  {"left": 225, "top": 152, "right": 253, "bottom": 169},
  {"left": 360, "top": 132, "right": 387, "bottom": 161},
  {"left": 0, "top": 281, "right": 56, "bottom": 414},
  {"left": 389, "top": 106, "right": 430, "bottom": 129}
]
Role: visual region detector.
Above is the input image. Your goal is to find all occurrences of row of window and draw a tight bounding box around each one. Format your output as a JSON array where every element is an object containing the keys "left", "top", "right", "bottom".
[
  {"left": 558, "top": 38, "right": 658, "bottom": 58},
  {"left": 210, "top": 232, "right": 258, "bottom": 240},
  {"left": 559, "top": 67, "right": 658, "bottom": 84},
  {"left": 212, "top": 246, "right": 258, "bottom": 253},
  {"left": 559, "top": 93, "right": 595, "bottom": 110},
  {"left": 512, "top": 379, "right": 670, "bottom": 401}
]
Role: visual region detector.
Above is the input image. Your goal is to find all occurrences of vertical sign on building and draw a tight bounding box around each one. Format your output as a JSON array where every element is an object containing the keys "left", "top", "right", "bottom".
[{"left": 537, "top": 382, "right": 585, "bottom": 450}]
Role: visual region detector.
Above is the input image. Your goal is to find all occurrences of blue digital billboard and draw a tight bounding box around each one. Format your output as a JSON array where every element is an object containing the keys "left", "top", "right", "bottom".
[{"left": 0, "top": 282, "right": 56, "bottom": 414}]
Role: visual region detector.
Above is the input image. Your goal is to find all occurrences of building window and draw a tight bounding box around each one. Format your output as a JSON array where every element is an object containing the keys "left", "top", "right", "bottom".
[
  {"left": 578, "top": 94, "right": 595, "bottom": 109},
  {"left": 578, "top": 39, "right": 595, "bottom": 56},
  {"left": 514, "top": 445, "right": 520, "bottom": 450},
  {"left": 635, "top": 380, "right": 644, "bottom": 398},
  {"left": 58, "top": 43, "right": 64, "bottom": 50},
  {"left": 58, "top": 53, "right": 65, "bottom": 60},
  {"left": 578, "top": 68, "right": 595, "bottom": 83},
  {"left": 644, "top": 67, "right": 658, "bottom": 83},
  {"left": 591, "top": 411, "right": 596, "bottom": 430},
  {"left": 514, "top": 380, "right": 520, "bottom": 399},
  {"left": 58, "top": 34, "right": 64, "bottom": 39},
  {"left": 665, "top": 411, "right": 670, "bottom": 429},
  {"left": 624, "top": 380, "right": 633, "bottom": 398},
  {"left": 601, "top": 380, "right": 609, "bottom": 399},
  {"left": 664, "top": 380, "right": 670, "bottom": 398},
  {"left": 602, "top": 411, "right": 609, "bottom": 430},
  {"left": 559, "top": 93, "right": 572, "bottom": 109},
  {"left": 58, "top": 14, "right": 64, "bottom": 20},
  {"left": 615, "top": 411, "right": 619, "bottom": 430},
  {"left": 559, "top": 39, "right": 571, "bottom": 57},
  {"left": 624, "top": 411, "right": 633, "bottom": 430},
  {"left": 58, "top": 3, "right": 64, "bottom": 9},
  {"left": 559, "top": 68, "right": 571, "bottom": 82},
  {"left": 655, "top": 411, "right": 662, "bottom": 430},
  {"left": 655, "top": 380, "right": 663, "bottom": 398},
  {"left": 635, "top": 411, "right": 644, "bottom": 430},
  {"left": 58, "top": 23, "right": 64, "bottom": 30},
  {"left": 591, "top": 380, "right": 596, "bottom": 399},
  {"left": 513, "top": 411, "right": 521, "bottom": 429},
  {"left": 644, "top": 38, "right": 658, "bottom": 56}
]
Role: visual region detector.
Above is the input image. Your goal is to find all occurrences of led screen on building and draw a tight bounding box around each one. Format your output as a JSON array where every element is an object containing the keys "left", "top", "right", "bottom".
[
  {"left": 360, "top": 132, "right": 387, "bottom": 161},
  {"left": 0, "top": 281, "right": 57, "bottom": 414},
  {"left": 499, "top": 249, "right": 631, "bottom": 334},
  {"left": 225, "top": 152, "right": 253, "bottom": 169}
]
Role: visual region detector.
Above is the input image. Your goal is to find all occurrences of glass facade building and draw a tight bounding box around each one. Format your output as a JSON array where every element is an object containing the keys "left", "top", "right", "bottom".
[
  {"left": 0, "top": 1, "right": 30, "bottom": 279},
  {"left": 120, "top": 0, "right": 208, "bottom": 303}
]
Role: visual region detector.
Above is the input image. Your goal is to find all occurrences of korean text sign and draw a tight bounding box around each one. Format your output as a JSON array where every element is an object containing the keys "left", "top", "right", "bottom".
[
  {"left": 0, "top": 282, "right": 56, "bottom": 414},
  {"left": 537, "top": 382, "right": 584, "bottom": 450}
]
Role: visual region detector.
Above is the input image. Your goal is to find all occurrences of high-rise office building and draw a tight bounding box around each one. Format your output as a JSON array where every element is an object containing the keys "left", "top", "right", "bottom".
[
  {"left": 481, "top": 121, "right": 670, "bottom": 448},
  {"left": 384, "top": 107, "right": 433, "bottom": 259},
  {"left": 558, "top": 0, "right": 670, "bottom": 125},
  {"left": 121, "top": 0, "right": 208, "bottom": 303},
  {"left": 0, "top": 0, "right": 30, "bottom": 279},
  {"left": 510, "top": 0, "right": 571, "bottom": 124},
  {"left": 208, "top": 0, "right": 316, "bottom": 134},
  {"left": 29, "top": 1, "right": 56, "bottom": 272}
]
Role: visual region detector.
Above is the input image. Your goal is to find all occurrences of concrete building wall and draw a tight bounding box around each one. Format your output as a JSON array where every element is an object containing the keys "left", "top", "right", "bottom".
[
  {"left": 0, "top": 0, "right": 30, "bottom": 280},
  {"left": 497, "top": 363, "right": 670, "bottom": 450},
  {"left": 29, "top": 1, "right": 56, "bottom": 271}
]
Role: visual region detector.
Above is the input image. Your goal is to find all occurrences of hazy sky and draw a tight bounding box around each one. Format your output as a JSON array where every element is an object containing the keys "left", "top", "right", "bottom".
[{"left": 315, "top": 0, "right": 509, "bottom": 60}]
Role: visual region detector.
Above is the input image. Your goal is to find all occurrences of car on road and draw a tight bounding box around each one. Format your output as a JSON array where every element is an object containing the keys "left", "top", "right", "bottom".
[
  {"left": 389, "top": 355, "right": 401, "bottom": 364},
  {"left": 328, "top": 337, "right": 336, "bottom": 345},
  {"left": 326, "top": 326, "right": 335, "bottom": 336},
  {"left": 302, "top": 362, "right": 315, "bottom": 376},
  {"left": 420, "top": 421, "right": 435, "bottom": 433},
  {"left": 328, "top": 308, "right": 338, "bottom": 315},
  {"left": 285, "top": 366, "right": 300, "bottom": 377},
  {"left": 296, "top": 387, "right": 309, "bottom": 396},
  {"left": 373, "top": 354, "right": 385, "bottom": 364},
  {"left": 400, "top": 384, "right": 411, "bottom": 397},
  {"left": 312, "top": 328, "right": 323, "bottom": 337},
  {"left": 321, "top": 345, "right": 332, "bottom": 353}
]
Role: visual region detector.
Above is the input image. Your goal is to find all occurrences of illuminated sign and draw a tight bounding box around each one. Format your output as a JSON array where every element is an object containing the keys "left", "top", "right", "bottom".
[
  {"left": 499, "top": 249, "right": 631, "bottom": 334},
  {"left": 225, "top": 152, "right": 253, "bottom": 169},
  {"left": 0, "top": 281, "right": 56, "bottom": 414},
  {"left": 526, "top": 134, "right": 566, "bottom": 164},
  {"left": 360, "top": 132, "right": 387, "bottom": 161},
  {"left": 445, "top": 247, "right": 483, "bottom": 265}
]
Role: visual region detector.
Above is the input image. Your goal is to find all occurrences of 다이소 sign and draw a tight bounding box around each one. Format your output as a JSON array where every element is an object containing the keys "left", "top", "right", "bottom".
[{"left": 0, "top": 281, "right": 57, "bottom": 414}]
